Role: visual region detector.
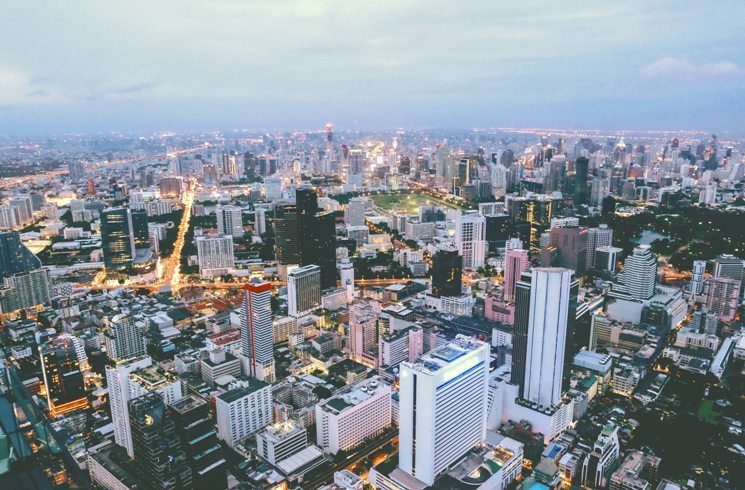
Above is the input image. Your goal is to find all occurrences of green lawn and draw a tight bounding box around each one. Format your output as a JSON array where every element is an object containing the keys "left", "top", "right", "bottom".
[
  {"left": 371, "top": 192, "right": 463, "bottom": 213},
  {"left": 697, "top": 399, "right": 721, "bottom": 425}
]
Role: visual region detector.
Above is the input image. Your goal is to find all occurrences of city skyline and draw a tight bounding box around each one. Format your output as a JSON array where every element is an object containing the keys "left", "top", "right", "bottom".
[{"left": 2, "top": 1, "right": 744, "bottom": 134}]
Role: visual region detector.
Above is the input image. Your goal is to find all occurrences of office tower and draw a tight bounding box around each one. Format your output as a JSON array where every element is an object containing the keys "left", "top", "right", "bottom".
[
  {"left": 129, "top": 392, "right": 193, "bottom": 489},
  {"left": 325, "top": 123, "right": 334, "bottom": 157},
  {"left": 618, "top": 246, "right": 657, "bottom": 300},
  {"left": 346, "top": 197, "right": 367, "bottom": 227},
  {"left": 455, "top": 212, "right": 487, "bottom": 269},
  {"left": 574, "top": 157, "right": 589, "bottom": 206},
  {"left": 586, "top": 224, "right": 613, "bottom": 269},
  {"left": 274, "top": 204, "right": 300, "bottom": 266},
  {"left": 159, "top": 177, "right": 182, "bottom": 198},
  {"left": 195, "top": 234, "right": 235, "bottom": 277},
  {"left": 582, "top": 423, "right": 620, "bottom": 488},
  {"left": 241, "top": 280, "right": 275, "bottom": 382},
  {"left": 131, "top": 209, "right": 150, "bottom": 249},
  {"left": 257, "top": 419, "right": 309, "bottom": 466},
  {"left": 398, "top": 336, "right": 490, "bottom": 486},
  {"left": 545, "top": 226, "right": 589, "bottom": 275},
  {"left": 254, "top": 207, "right": 266, "bottom": 235},
  {"left": 339, "top": 259, "right": 355, "bottom": 303},
  {"left": 101, "top": 207, "right": 137, "bottom": 271},
  {"left": 690, "top": 259, "right": 706, "bottom": 295},
  {"left": 506, "top": 194, "right": 561, "bottom": 247},
  {"left": 484, "top": 213, "right": 510, "bottom": 254},
  {"left": 104, "top": 314, "right": 146, "bottom": 361},
  {"left": 702, "top": 276, "right": 740, "bottom": 321},
  {"left": 430, "top": 248, "right": 463, "bottom": 298},
  {"left": 713, "top": 254, "right": 744, "bottom": 284},
  {"left": 169, "top": 396, "right": 227, "bottom": 490},
  {"left": 594, "top": 246, "right": 623, "bottom": 273},
  {"left": 69, "top": 160, "right": 86, "bottom": 182},
  {"left": 316, "top": 376, "right": 392, "bottom": 455},
  {"left": 215, "top": 379, "right": 273, "bottom": 448},
  {"left": 40, "top": 335, "right": 87, "bottom": 417},
  {"left": 216, "top": 205, "right": 243, "bottom": 238},
  {"left": 349, "top": 301, "right": 379, "bottom": 358},
  {"left": 106, "top": 355, "right": 153, "bottom": 457},
  {"left": 287, "top": 264, "right": 321, "bottom": 317},
  {"left": 503, "top": 248, "right": 530, "bottom": 302},
  {"left": 263, "top": 177, "right": 282, "bottom": 201},
  {"left": 0, "top": 268, "right": 53, "bottom": 313},
  {"left": 590, "top": 176, "right": 611, "bottom": 206},
  {"left": 297, "top": 187, "right": 338, "bottom": 289},
  {"left": 691, "top": 309, "right": 718, "bottom": 335},
  {"left": 512, "top": 268, "right": 578, "bottom": 407},
  {"left": 0, "top": 231, "right": 41, "bottom": 278}
]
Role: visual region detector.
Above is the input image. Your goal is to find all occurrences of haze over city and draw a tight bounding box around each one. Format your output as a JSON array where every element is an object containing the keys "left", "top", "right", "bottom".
[{"left": 2, "top": 0, "right": 745, "bottom": 134}]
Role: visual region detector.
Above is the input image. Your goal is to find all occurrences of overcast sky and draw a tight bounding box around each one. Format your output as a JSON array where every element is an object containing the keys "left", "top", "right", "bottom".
[{"left": 2, "top": 0, "right": 744, "bottom": 135}]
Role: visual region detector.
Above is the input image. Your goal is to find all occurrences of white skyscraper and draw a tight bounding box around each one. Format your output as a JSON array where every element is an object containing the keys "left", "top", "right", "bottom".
[
  {"left": 241, "top": 280, "right": 275, "bottom": 382},
  {"left": 216, "top": 379, "right": 273, "bottom": 448},
  {"left": 287, "top": 264, "right": 321, "bottom": 317},
  {"left": 254, "top": 208, "right": 267, "bottom": 236},
  {"left": 196, "top": 234, "right": 235, "bottom": 277},
  {"left": 398, "top": 335, "right": 490, "bottom": 486},
  {"left": 216, "top": 205, "right": 244, "bottom": 238},
  {"left": 586, "top": 224, "right": 613, "bottom": 271},
  {"left": 103, "top": 314, "right": 145, "bottom": 361},
  {"left": 105, "top": 355, "right": 152, "bottom": 457},
  {"left": 618, "top": 245, "right": 657, "bottom": 300},
  {"left": 455, "top": 212, "right": 487, "bottom": 269},
  {"left": 520, "top": 268, "right": 575, "bottom": 408},
  {"left": 346, "top": 197, "right": 368, "bottom": 227},
  {"left": 690, "top": 259, "right": 706, "bottom": 295},
  {"left": 339, "top": 259, "right": 355, "bottom": 303}
]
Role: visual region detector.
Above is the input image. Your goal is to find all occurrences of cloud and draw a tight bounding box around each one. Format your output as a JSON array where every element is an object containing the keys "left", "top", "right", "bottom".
[
  {"left": 108, "top": 81, "right": 159, "bottom": 95},
  {"left": 641, "top": 57, "right": 745, "bottom": 81}
]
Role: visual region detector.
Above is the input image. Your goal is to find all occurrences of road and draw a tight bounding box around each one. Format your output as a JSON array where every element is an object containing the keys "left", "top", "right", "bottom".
[{"left": 161, "top": 178, "right": 195, "bottom": 287}]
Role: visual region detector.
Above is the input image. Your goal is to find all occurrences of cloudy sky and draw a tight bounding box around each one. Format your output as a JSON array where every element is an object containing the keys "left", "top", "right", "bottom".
[{"left": 2, "top": 0, "right": 744, "bottom": 134}]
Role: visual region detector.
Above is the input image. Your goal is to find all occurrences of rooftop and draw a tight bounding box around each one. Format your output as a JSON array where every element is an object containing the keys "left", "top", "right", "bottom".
[
  {"left": 218, "top": 378, "right": 270, "bottom": 404},
  {"left": 320, "top": 376, "right": 390, "bottom": 415},
  {"left": 406, "top": 335, "right": 486, "bottom": 374}
]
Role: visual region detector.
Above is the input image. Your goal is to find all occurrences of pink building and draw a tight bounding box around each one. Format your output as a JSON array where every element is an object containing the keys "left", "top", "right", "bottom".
[
  {"left": 485, "top": 295, "right": 515, "bottom": 325},
  {"left": 504, "top": 248, "right": 530, "bottom": 302},
  {"left": 703, "top": 276, "right": 741, "bottom": 322}
]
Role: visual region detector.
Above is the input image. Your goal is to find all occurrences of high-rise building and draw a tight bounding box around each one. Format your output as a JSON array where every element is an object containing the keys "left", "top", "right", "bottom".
[
  {"left": 398, "top": 336, "right": 490, "bottom": 486},
  {"left": 256, "top": 419, "right": 309, "bottom": 466},
  {"left": 713, "top": 254, "right": 744, "bottom": 285},
  {"left": 106, "top": 355, "right": 153, "bottom": 457},
  {"left": 0, "top": 268, "right": 53, "bottom": 313},
  {"left": 215, "top": 379, "right": 273, "bottom": 448},
  {"left": 241, "top": 280, "right": 275, "bottom": 382},
  {"left": 574, "top": 157, "right": 589, "bottom": 206},
  {"left": 617, "top": 246, "right": 657, "bottom": 300},
  {"left": 129, "top": 392, "right": 193, "bottom": 489},
  {"left": 287, "top": 264, "right": 321, "bottom": 317},
  {"left": 690, "top": 259, "right": 707, "bottom": 295},
  {"left": 594, "top": 246, "right": 623, "bottom": 274},
  {"left": 346, "top": 197, "right": 368, "bottom": 227},
  {"left": 216, "top": 205, "right": 243, "bottom": 238},
  {"left": 339, "top": 259, "right": 355, "bottom": 303},
  {"left": 0, "top": 231, "right": 41, "bottom": 278},
  {"left": 169, "top": 396, "right": 227, "bottom": 490},
  {"left": 455, "top": 212, "right": 487, "bottom": 269},
  {"left": 254, "top": 207, "right": 266, "bottom": 235},
  {"left": 430, "top": 248, "right": 462, "bottom": 298},
  {"left": 297, "top": 187, "right": 337, "bottom": 289},
  {"left": 101, "top": 207, "right": 137, "bottom": 272},
  {"left": 131, "top": 209, "right": 150, "bottom": 249},
  {"left": 69, "top": 161, "right": 86, "bottom": 182},
  {"left": 702, "top": 276, "right": 740, "bottom": 321},
  {"left": 104, "top": 314, "right": 146, "bottom": 361},
  {"left": 582, "top": 423, "right": 620, "bottom": 488},
  {"left": 503, "top": 248, "right": 530, "bottom": 302},
  {"left": 545, "top": 226, "right": 589, "bottom": 275},
  {"left": 512, "top": 268, "right": 577, "bottom": 408},
  {"left": 274, "top": 204, "right": 300, "bottom": 266},
  {"left": 195, "top": 234, "right": 234, "bottom": 277},
  {"left": 40, "top": 335, "right": 88, "bottom": 417},
  {"left": 316, "top": 376, "right": 392, "bottom": 455},
  {"left": 586, "top": 224, "right": 613, "bottom": 270},
  {"left": 349, "top": 301, "right": 379, "bottom": 359}
]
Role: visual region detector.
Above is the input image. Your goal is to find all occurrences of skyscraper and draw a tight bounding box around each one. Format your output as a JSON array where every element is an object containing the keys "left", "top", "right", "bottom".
[
  {"left": 349, "top": 301, "right": 379, "bottom": 359},
  {"left": 101, "top": 207, "right": 137, "bottom": 272},
  {"left": 690, "top": 259, "right": 706, "bottom": 295},
  {"left": 455, "top": 212, "right": 487, "bottom": 269},
  {"left": 241, "top": 280, "right": 275, "bottom": 383},
  {"left": 296, "top": 187, "right": 338, "bottom": 289},
  {"left": 287, "top": 264, "right": 321, "bottom": 317},
  {"left": 546, "top": 226, "right": 589, "bottom": 275},
  {"left": 40, "top": 335, "right": 88, "bottom": 416},
  {"left": 398, "top": 335, "right": 490, "bottom": 486},
  {"left": 0, "top": 231, "right": 41, "bottom": 278},
  {"left": 130, "top": 392, "right": 193, "bottom": 489},
  {"left": 713, "top": 254, "right": 744, "bottom": 285},
  {"left": 503, "top": 248, "right": 530, "bottom": 302},
  {"left": 512, "top": 268, "right": 578, "bottom": 408},
  {"left": 106, "top": 355, "right": 153, "bottom": 457},
  {"left": 586, "top": 224, "right": 613, "bottom": 270},
  {"left": 131, "top": 209, "right": 150, "bottom": 249},
  {"left": 339, "top": 259, "right": 355, "bottom": 303},
  {"left": 0, "top": 268, "right": 53, "bottom": 313},
  {"left": 430, "top": 248, "right": 463, "bottom": 298},
  {"left": 104, "top": 314, "right": 146, "bottom": 361},
  {"left": 274, "top": 203, "right": 300, "bottom": 266},
  {"left": 216, "top": 205, "right": 244, "bottom": 238},
  {"left": 617, "top": 246, "right": 657, "bottom": 300},
  {"left": 346, "top": 197, "right": 367, "bottom": 227},
  {"left": 574, "top": 156, "right": 589, "bottom": 206},
  {"left": 195, "top": 234, "right": 235, "bottom": 277}
]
